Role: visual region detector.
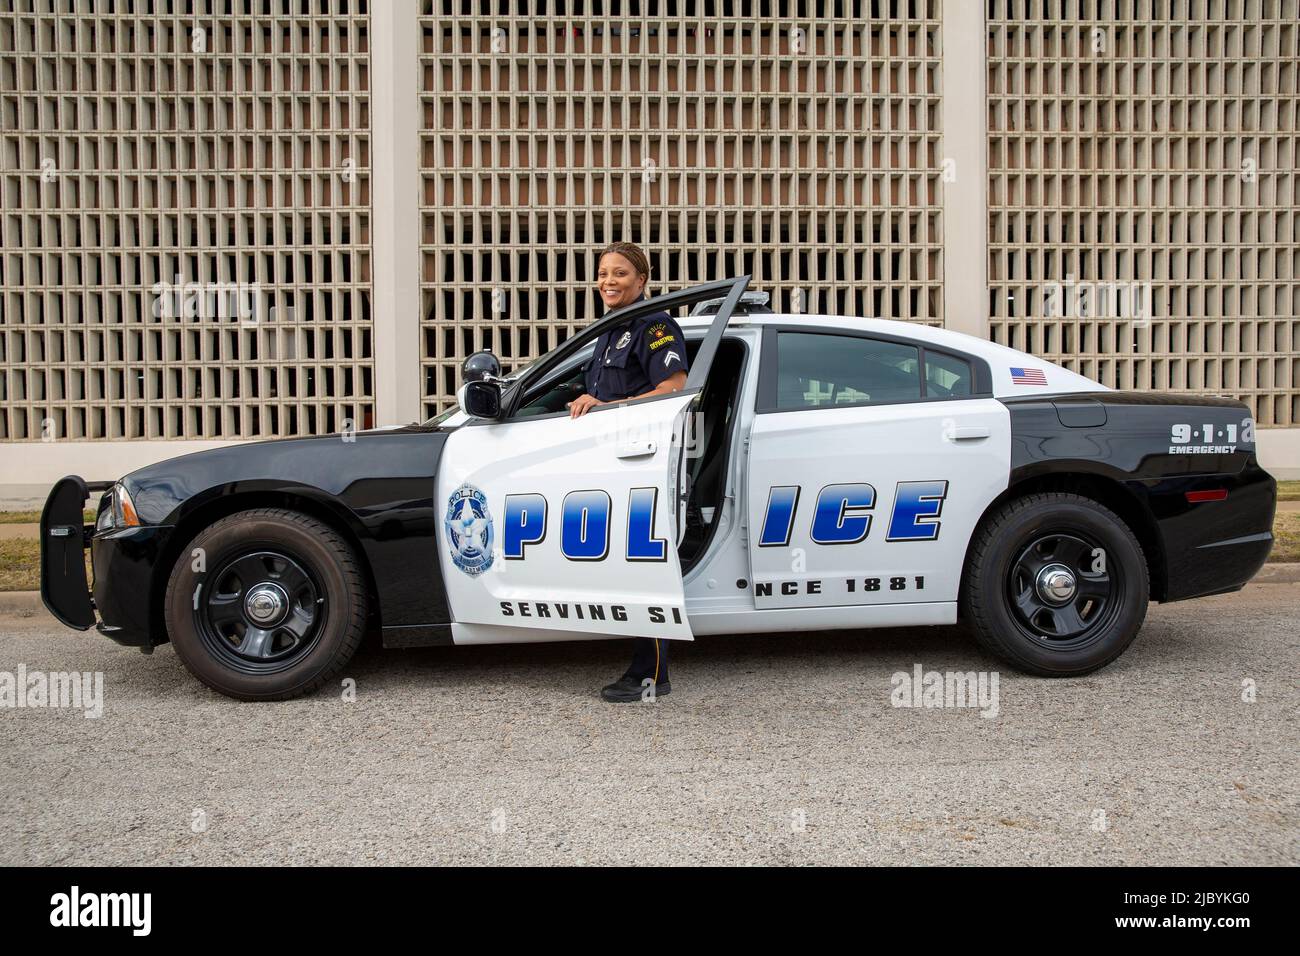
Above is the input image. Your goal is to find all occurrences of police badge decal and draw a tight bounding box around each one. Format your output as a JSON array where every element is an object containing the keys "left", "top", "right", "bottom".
[{"left": 445, "top": 483, "right": 494, "bottom": 576}]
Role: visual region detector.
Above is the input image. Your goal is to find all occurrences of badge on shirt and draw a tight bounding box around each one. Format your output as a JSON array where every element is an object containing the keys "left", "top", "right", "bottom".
[
  {"left": 647, "top": 322, "right": 675, "bottom": 351},
  {"left": 615, "top": 331, "right": 632, "bottom": 350}
]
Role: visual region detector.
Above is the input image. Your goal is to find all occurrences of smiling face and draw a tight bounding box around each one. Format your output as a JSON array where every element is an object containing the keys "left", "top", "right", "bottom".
[{"left": 596, "top": 252, "right": 647, "bottom": 311}]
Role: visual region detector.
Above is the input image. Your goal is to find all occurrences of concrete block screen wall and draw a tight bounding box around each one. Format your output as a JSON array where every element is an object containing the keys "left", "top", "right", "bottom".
[
  {"left": 987, "top": 0, "right": 1299, "bottom": 428},
  {"left": 417, "top": 7, "right": 946, "bottom": 418},
  {"left": 0, "top": 1, "right": 374, "bottom": 444},
  {"left": 0, "top": 0, "right": 1297, "bottom": 484}
]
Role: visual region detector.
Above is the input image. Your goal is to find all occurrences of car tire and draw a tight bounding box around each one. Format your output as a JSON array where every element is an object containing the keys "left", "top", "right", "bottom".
[
  {"left": 962, "top": 492, "right": 1149, "bottom": 677},
  {"left": 163, "top": 508, "right": 368, "bottom": 701}
]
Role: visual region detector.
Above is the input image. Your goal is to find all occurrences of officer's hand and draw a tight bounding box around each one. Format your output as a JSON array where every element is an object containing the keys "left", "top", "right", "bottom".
[{"left": 567, "top": 393, "right": 604, "bottom": 419}]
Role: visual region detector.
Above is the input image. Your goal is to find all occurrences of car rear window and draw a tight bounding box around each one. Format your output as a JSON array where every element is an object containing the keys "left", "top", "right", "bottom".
[
  {"left": 924, "top": 350, "right": 973, "bottom": 398},
  {"left": 775, "top": 332, "right": 922, "bottom": 409}
]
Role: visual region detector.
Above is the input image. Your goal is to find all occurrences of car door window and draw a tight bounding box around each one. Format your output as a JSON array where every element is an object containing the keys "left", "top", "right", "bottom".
[
  {"left": 513, "top": 346, "right": 594, "bottom": 418},
  {"left": 775, "top": 332, "right": 922, "bottom": 409}
]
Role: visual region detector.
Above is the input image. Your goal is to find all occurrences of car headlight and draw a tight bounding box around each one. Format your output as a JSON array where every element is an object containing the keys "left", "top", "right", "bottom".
[{"left": 96, "top": 483, "right": 141, "bottom": 531}]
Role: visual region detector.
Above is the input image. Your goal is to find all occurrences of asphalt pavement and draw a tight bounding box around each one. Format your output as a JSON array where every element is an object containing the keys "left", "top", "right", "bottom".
[{"left": 1, "top": 582, "right": 1296, "bottom": 866}]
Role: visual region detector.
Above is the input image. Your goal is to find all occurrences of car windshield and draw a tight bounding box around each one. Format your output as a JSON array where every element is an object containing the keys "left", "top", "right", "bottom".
[
  {"left": 421, "top": 405, "right": 461, "bottom": 427},
  {"left": 500, "top": 357, "right": 536, "bottom": 381}
]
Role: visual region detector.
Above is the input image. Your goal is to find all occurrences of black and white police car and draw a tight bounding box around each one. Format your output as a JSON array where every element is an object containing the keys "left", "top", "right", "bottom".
[{"left": 41, "top": 277, "right": 1277, "bottom": 700}]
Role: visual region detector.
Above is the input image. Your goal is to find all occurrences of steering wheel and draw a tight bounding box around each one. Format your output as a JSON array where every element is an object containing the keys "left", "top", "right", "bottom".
[{"left": 519, "top": 379, "right": 587, "bottom": 416}]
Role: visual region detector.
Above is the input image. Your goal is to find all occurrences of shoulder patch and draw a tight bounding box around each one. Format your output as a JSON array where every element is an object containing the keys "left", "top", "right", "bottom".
[{"left": 647, "top": 322, "right": 675, "bottom": 350}]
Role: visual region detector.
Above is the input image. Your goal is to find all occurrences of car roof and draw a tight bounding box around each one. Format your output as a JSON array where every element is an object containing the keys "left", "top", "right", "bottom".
[
  {"left": 679, "top": 311, "right": 1108, "bottom": 397},
  {"left": 682, "top": 312, "right": 1005, "bottom": 359}
]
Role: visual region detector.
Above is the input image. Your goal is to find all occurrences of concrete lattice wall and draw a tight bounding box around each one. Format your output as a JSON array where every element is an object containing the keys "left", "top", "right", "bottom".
[
  {"left": 0, "top": 1, "right": 373, "bottom": 442},
  {"left": 1, "top": 0, "right": 1297, "bottom": 483},
  {"left": 417, "top": 7, "right": 947, "bottom": 418},
  {"left": 988, "top": 0, "right": 1299, "bottom": 426}
]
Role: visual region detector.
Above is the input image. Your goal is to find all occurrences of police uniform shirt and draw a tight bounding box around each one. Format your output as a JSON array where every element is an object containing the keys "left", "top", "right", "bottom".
[{"left": 585, "top": 306, "right": 690, "bottom": 402}]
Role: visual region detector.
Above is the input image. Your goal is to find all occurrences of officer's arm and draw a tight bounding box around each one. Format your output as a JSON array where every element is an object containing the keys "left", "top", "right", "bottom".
[
  {"left": 627, "top": 371, "right": 687, "bottom": 401},
  {"left": 628, "top": 318, "right": 690, "bottom": 401}
]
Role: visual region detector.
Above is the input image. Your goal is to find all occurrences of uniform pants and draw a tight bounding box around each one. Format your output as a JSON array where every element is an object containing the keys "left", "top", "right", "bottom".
[{"left": 625, "top": 637, "right": 669, "bottom": 685}]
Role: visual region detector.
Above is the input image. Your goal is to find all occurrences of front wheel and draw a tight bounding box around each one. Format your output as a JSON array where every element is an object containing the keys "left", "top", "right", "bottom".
[
  {"left": 163, "top": 508, "right": 368, "bottom": 700},
  {"left": 962, "top": 493, "right": 1149, "bottom": 676}
]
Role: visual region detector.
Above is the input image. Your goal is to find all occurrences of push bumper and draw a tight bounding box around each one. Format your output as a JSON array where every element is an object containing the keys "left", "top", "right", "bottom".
[
  {"left": 39, "top": 475, "right": 112, "bottom": 630},
  {"left": 39, "top": 475, "right": 170, "bottom": 648}
]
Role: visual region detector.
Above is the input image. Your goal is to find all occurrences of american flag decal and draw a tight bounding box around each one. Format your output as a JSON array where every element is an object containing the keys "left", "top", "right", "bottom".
[{"left": 1010, "top": 367, "right": 1048, "bottom": 385}]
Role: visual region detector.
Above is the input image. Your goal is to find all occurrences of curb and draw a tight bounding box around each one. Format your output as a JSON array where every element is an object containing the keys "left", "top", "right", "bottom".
[
  {"left": 1249, "top": 563, "right": 1300, "bottom": 585},
  {"left": 0, "top": 591, "right": 47, "bottom": 619}
]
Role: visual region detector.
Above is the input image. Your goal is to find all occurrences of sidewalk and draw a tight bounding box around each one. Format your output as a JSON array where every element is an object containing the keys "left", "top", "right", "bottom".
[{"left": 0, "top": 484, "right": 54, "bottom": 511}]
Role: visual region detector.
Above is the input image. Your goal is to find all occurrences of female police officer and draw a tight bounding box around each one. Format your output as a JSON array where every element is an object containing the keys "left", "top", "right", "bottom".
[{"left": 568, "top": 241, "right": 689, "bottom": 703}]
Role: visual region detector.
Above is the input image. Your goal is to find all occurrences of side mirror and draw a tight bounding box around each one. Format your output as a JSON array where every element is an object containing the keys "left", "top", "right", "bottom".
[
  {"left": 457, "top": 380, "right": 501, "bottom": 420},
  {"left": 462, "top": 350, "right": 502, "bottom": 384}
]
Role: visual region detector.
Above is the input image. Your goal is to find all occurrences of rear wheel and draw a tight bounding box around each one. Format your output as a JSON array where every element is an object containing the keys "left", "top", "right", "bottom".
[
  {"left": 164, "top": 508, "right": 367, "bottom": 700},
  {"left": 962, "top": 493, "right": 1149, "bottom": 676}
]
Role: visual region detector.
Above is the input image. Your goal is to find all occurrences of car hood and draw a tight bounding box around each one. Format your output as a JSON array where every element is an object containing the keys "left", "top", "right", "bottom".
[{"left": 121, "top": 423, "right": 453, "bottom": 525}]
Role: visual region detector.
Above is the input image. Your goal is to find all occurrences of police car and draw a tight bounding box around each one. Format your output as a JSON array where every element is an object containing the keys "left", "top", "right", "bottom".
[{"left": 41, "top": 277, "right": 1277, "bottom": 700}]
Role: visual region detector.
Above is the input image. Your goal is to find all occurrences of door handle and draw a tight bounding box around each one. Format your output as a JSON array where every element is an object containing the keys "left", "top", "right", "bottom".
[
  {"left": 950, "top": 426, "right": 990, "bottom": 441},
  {"left": 616, "top": 440, "right": 657, "bottom": 459}
]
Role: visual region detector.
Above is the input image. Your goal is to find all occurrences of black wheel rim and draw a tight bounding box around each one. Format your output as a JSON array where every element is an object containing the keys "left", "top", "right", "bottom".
[
  {"left": 196, "top": 550, "right": 326, "bottom": 675},
  {"left": 1007, "top": 531, "right": 1120, "bottom": 650}
]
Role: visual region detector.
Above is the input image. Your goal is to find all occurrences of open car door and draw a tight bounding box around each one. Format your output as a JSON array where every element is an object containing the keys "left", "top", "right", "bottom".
[{"left": 437, "top": 276, "right": 749, "bottom": 645}]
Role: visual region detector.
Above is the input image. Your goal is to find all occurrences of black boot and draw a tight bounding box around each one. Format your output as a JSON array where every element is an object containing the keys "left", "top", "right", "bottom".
[
  {"left": 600, "top": 674, "right": 671, "bottom": 703},
  {"left": 600, "top": 637, "right": 671, "bottom": 703}
]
